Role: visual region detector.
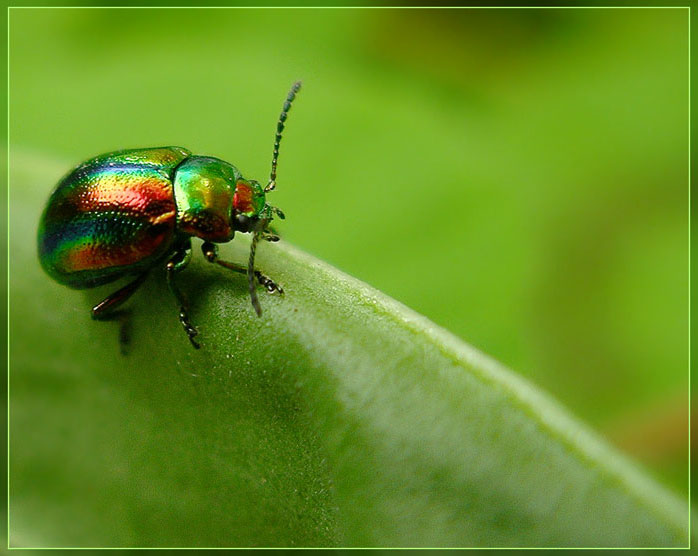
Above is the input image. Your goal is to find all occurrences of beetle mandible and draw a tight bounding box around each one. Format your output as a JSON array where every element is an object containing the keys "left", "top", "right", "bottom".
[{"left": 37, "top": 81, "right": 302, "bottom": 349}]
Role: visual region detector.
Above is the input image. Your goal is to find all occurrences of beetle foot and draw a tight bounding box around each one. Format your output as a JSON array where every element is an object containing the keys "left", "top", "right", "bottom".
[
  {"left": 179, "top": 309, "right": 200, "bottom": 349},
  {"left": 255, "top": 271, "right": 283, "bottom": 294}
]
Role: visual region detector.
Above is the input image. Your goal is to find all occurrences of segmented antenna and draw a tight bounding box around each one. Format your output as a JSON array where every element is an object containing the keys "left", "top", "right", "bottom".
[{"left": 266, "top": 80, "right": 302, "bottom": 192}]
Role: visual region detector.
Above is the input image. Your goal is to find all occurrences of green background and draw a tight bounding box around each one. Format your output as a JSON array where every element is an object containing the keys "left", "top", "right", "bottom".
[{"left": 8, "top": 6, "right": 689, "bottom": 546}]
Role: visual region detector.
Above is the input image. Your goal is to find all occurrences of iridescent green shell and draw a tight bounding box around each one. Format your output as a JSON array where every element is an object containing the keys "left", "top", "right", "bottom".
[
  {"left": 37, "top": 147, "right": 190, "bottom": 288},
  {"left": 174, "top": 156, "right": 266, "bottom": 242},
  {"left": 38, "top": 146, "right": 270, "bottom": 290},
  {"left": 174, "top": 156, "right": 241, "bottom": 242}
]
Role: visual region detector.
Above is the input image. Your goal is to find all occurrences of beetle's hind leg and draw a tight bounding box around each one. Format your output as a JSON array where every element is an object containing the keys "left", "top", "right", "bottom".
[
  {"left": 201, "top": 241, "right": 283, "bottom": 299},
  {"left": 91, "top": 272, "right": 149, "bottom": 354},
  {"left": 166, "top": 244, "right": 200, "bottom": 349}
]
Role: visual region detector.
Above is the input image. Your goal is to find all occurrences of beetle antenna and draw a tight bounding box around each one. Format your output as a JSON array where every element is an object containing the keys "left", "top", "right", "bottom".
[
  {"left": 266, "top": 80, "right": 302, "bottom": 193},
  {"left": 248, "top": 229, "right": 263, "bottom": 316}
]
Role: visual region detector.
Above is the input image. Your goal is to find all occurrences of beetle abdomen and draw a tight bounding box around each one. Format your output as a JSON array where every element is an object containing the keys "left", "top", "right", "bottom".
[{"left": 38, "top": 147, "right": 191, "bottom": 288}]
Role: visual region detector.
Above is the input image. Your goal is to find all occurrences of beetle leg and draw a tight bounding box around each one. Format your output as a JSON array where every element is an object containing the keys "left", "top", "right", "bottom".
[
  {"left": 260, "top": 222, "right": 280, "bottom": 242},
  {"left": 261, "top": 232, "right": 280, "bottom": 243},
  {"left": 201, "top": 241, "right": 284, "bottom": 294},
  {"left": 91, "top": 272, "right": 149, "bottom": 354},
  {"left": 166, "top": 246, "right": 200, "bottom": 349},
  {"left": 92, "top": 273, "right": 148, "bottom": 318},
  {"left": 260, "top": 225, "right": 280, "bottom": 242}
]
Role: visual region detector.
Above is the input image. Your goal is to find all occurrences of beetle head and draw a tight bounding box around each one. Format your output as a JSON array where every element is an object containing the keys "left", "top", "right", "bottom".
[
  {"left": 232, "top": 178, "right": 265, "bottom": 231},
  {"left": 232, "top": 178, "right": 283, "bottom": 234}
]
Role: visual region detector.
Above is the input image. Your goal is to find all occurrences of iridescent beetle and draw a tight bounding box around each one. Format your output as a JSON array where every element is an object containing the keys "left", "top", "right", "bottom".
[{"left": 37, "top": 81, "right": 302, "bottom": 349}]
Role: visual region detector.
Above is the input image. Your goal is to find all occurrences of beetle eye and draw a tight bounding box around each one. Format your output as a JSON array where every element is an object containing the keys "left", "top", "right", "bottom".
[{"left": 235, "top": 214, "right": 251, "bottom": 232}]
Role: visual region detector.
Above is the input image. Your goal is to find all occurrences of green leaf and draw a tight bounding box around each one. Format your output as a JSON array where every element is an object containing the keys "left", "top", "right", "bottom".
[{"left": 10, "top": 151, "right": 687, "bottom": 547}]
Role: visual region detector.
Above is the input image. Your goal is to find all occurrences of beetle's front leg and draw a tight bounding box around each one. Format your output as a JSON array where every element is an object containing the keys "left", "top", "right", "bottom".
[
  {"left": 166, "top": 244, "right": 200, "bottom": 349},
  {"left": 260, "top": 224, "right": 280, "bottom": 243},
  {"left": 201, "top": 241, "right": 284, "bottom": 294},
  {"left": 261, "top": 231, "right": 280, "bottom": 242}
]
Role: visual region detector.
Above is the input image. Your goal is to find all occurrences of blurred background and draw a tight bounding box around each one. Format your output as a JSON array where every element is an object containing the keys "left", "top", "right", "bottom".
[{"left": 9, "top": 7, "right": 688, "bottom": 497}]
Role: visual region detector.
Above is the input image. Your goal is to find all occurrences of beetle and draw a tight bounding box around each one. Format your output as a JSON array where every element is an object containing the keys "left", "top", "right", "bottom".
[{"left": 37, "top": 81, "right": 302, "bottom": 349}]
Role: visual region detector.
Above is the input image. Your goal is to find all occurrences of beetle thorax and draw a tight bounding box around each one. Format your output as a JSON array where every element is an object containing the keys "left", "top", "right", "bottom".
[{"left": 173, "top": 156, "right": 265, "bottom": 242}]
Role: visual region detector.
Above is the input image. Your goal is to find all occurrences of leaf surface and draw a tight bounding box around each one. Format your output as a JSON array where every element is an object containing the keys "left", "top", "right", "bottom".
[{"left": 9, "top": 152, "right": 688, "bottom": 547}]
